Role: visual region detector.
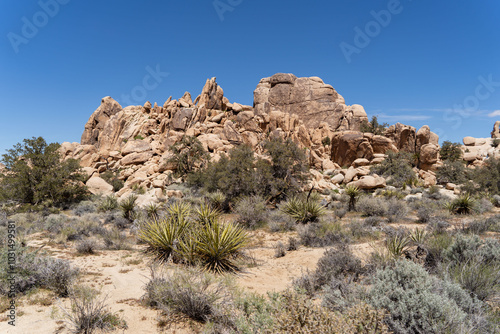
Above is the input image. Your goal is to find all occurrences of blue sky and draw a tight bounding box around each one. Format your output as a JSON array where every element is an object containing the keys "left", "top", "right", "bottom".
[{"left": 1, "top": 0, "right": 499, "bottom": 156}]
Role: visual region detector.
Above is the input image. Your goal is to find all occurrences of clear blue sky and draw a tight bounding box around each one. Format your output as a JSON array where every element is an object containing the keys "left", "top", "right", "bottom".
[{"left": 1, "top": 0, "right": 499, "bottom": 155}]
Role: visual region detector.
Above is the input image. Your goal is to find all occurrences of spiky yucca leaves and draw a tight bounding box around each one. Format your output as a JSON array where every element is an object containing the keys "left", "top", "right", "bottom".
[
  {"left": 447, "top": 194, "right": 476, "bottom": 215},
  {"left": 167, "top": 201, "right": 192, "bottom": 221},
  {"left": 195, "top": 202, "right": 222, "bottom": 226},
  {"left": 98, "top": 195, "right": 118, "bottom": 212},
  {"left": 206, "top": 190, "right": 226, "bottom": 211},
  {"left": 195, "top": 220, "right": 248, "bottom": 274},
  {"left": 119, "top": 195, "right": 137, "bottom": 221},
  {"left": 345, "top": 185, "right": 360, "bottom": 211},
  {"left": 409, "top": 228, "right": 427, "bottom": 245},
  {"left": 138, "top": 217, "right": 190, "bottom": 263},
  {"left": 280, "top": 196, "right": 326, "bottom": 224},
  {"left": 145, "top": 203, "right": 162, "bottom": 220},
  {"left": 386, "top": 235, "right": 410, "bottom": 258}
]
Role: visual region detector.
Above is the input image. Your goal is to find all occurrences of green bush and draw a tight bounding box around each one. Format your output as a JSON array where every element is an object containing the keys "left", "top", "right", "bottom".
[
  {"left": 467, "top": 158, "right": 500, "bottom": 195},
  {"left": 440, "top": 141, "right": 463, "bottom": 162},
  {"left": 436, "top": 159, "right": 467, "bottom": 185},
  {"left": 371, "top": 151, "right": 417, "bottom": 188},
  {"left": 280, "top": 195, "right": 326, "bottom": 224},
  {"left": 168, "top": 135, "right": 209, "bottom": 178},
  {"left": 100, "top": 170, "right": 124, "bottom": 192},
  {"left": 0, "top": 137, "right": 88, "bottom": 206},
  {"left": 188, "top": 137, "right": 308, "bottom": 204},
  {"left": 357, "top": 196, "right": 387, "bottom": 217},
  {"left": 360, "top": 116, "right": 389, "bottom": 135}
]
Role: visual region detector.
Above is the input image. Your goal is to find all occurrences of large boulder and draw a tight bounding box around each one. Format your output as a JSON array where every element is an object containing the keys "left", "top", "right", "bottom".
[
  {"left": 350, "top": 175, "right": 386, "bottom": 189},
  {"left": 121, "top": 140, "right": 152, "bottom": 156},
  {"left": 419, "top": 143, "right": 440, "bottom": 169},
  {"left": 121, "top": 151, "right": 153, "bottom": 166},
  {"left": 330, "top": 131, "right": 374, "bottom": 167},
  {"left": 385, "top": 123, "right": 416, "bottom": 153},
  {"left": 491, "top": 121, "right": 500, "bottom": 138},
  {"left": 86, "top": 176, "right": 113, "bottom": 195},
  {"left": 253, "top": 73, "right": 368, "bottom": 131},
  {"left": 198, "top": 77, "right": 225, "bottom": 110},
  {"left": 81, "top": 97, "right": 122, "bottom": 145},
  {"left": 416, "top": 125, "right": 438, "bottom": 150}
]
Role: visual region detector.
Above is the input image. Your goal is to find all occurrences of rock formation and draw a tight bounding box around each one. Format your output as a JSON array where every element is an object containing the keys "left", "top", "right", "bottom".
[{"left": 61, "top": 73, "right": 446, "bottom": 199}]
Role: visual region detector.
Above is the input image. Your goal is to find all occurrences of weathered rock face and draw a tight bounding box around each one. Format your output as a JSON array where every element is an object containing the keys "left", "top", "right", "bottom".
[
  {"left": 81, "top": 97, "right": 122, "bottom": 146},
  {"left": 253, "top": 73, "right": 368, "bottom": 131},
  {"left": 491, "top": 121, "right": 500, "bottom": 138},
  {"left": 385, "top": 123, "right": 416, "bottom": 153}
]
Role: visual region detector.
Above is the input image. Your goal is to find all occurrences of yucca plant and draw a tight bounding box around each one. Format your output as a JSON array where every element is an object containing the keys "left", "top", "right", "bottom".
[
  {"left": 167, "top": 201, "right": 192, "bottom": 221},
  {"left": 386, "top": 235, "right": 410, "bottom": 258},
  {"left": 97, "top": 195, "right": 118, "bottom": 212},
  {"left": 206, "top": 190, "right": 226, "bottom": 211},
  {"left": 409, "top": 228, "right": 427, "bottom": 245},
  {"left": 138, "top": 217, "right": 190, "bottom": 263},
  {"left": 280, "top": 196, "right": 326, "bottom": 224},
  {"left": 447, "top": 194, "right": 475, "bottom": 215},
  {"left": 345, "top": 185, "right": 360, "bottom": 211},
  {"left": 195, "top": 202, "right": 222, "bottom": 226},
  {"left": 145, "top": 203, "right": 162, "bottom": 220},
  {"left": 119, "top": 195, "right": 138, "bottom": 221},
  {"left": 195, "top": 220, "right": 248, "bottom": 274}
]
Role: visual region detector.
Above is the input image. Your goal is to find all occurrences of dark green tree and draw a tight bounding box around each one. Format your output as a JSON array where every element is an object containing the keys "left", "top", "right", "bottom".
[
  {"left": 360, "top": 116, "right": 389, "bottom": 135},
  {"left": 167, "top": 135, "right": 209, "bottom": 178},
  {"left": 440, "top": 141, "right": 463, "bottom": 162},
  {"left": 0, "top": 137, "right": 88, "bottom": 206}
]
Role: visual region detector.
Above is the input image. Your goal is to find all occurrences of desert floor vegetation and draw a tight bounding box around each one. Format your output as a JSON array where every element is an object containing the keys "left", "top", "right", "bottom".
[{"left": 0, "top": 138, "right": 499, "bottom": 333}]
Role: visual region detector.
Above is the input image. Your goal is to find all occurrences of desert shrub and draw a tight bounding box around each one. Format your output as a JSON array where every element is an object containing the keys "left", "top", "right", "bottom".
[
  {"left": 287, "top": 237, "right": 298, "bottom": 251},
  {"left": 144, "top": 202, "right": 162, "bottom": 220},
  {"left": 194, "top": 202, "right": 222, "bottom": 226},
  {"left": 206, "top": 190, "right": 226, "bottom": 212},
  {"left": 274, "top": 242, "right": 286, "bottom": 258},
  {"left": 267, "top": 210, "right": 296, "bottom": 232},
  {"left": 364, "top": 216, "right": 383, "bottom": 227},
  {"left": 385, "top": 198, "right": 408, "bottom": 223},
  {"left": 102, "top": 228, "right": 130, "bottom": 250},
  {"left": 346, "top": 219, "right": 379, "bottom": 241},
  {"left": 443, "top": 234, "right": 482, "bottom": 264},
  {"left": 475, "top": 197, "right": 493, "bottom": 214},
  {"left": 385, "top": 235, "right": 410, "bottom": 258},
  {"left": 440, "top": 141, "right": 463, "bottom": 162},
  {"left": 72, "top": 200, "right": 97, "bottom": 216},
  {"left": 492, "top": 194, "right": 500, "bottom": 207},
  {"left": 63, "top": 286, "right": 127, "bottom": 333},
  {"left": 465, "top": 217, "right": 497, "bottom": 235},
  {"left": 119, "top": 194, "right": 137, "bottom": 221},
  {"left": 357, "top": 196, "right": 387, "bottom": 217},
  {"left": 467, "top": 158, "right": 500, "bottom": 195},
  {"left": 334, "top": 206, "right": 347, "bottom": 219},
  {"left": 369, "top": 260, "right": 478, "bottom": 334},
  {"left": 371, "top": 151, "right": 417, "bottom": 187},
  {"left": 234, "top": 195, "right": 268, "bottom": 229},
  {"left": 280, "top": 195, "right": 326, "bottom": 224},
  {"left": 297, "top": 220, "right": 349, "bottom": 247},
  {"left": 0, "top": 246, "right": 78, "bottom": 296},
  {"left": 75, "top": 238, "right": 100, "bottom": 255},
  {"left": 415, "top": 199, "right": 439, "bottom": 223},
  {"left": 143, "top": 268, "right": 232, "bottom": 324},
  {"left": 0, "top": 137, "right": 88, "bottom": 206},
  {"left": 99, "top": 170, "right": 124, "bottom": 192},
  {"left": 168, "top": 135, "right": 209, "bottom": 178},
  {"left": 97, "top": 195, "right": 118, "bottom": 212},
  {"left": 436, "top": 159, "right": 467, "bottom": 185},
  {"left": 189, "top": 138, "right": 308, "bottom": 204}
]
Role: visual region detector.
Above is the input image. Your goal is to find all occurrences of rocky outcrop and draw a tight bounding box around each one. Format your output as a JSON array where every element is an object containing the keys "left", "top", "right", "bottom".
[
  {"left": 81, "top": 97, "right": 122, "bottom": 146},
  {"left": 491, "top": 121, "right": 500, "bottom": 138},
  {"left": 253, "top": 73, "right": 368, "bottom": 131}
]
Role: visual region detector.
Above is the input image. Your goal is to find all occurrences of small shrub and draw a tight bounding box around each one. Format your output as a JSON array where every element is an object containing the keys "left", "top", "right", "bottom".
[
  {"left": 100, "top": 170, "right": 124, "bottom": 192},
  {"left": 145, "top": 202, "right": 162, "bottom": 220},
  {"left": 274, "top": 242, "right": 286, "bottom": 258},
  {"left": 142, "top": 268, "right": 231, "bottom": 324},
  {"left": 287, "top": 237, "right": 298, "bottom": 251},
  {"left": 234, "top": 195, "right": 268, "bottom": 229},
  {"left": 475, "top": 197, "right": 493, "bottom": 214},
  {"left": 102, "top": 228, "right": 130, "bottom": 250},
  {"left": 206, "top": 190, "right": 226, "bottom": 211},
  {"left": 76, "top": 238, "right": 100, "bottom": 255},
  {"left": 63, "top": 286, "right": 126, "bottom": 333},
  {"left": 371, "top": 151, "right": 417, "bottom": 188},
  {"left": 384, "top": 198, "right": 408, "bottom": 223},
  {"left": 72, "top": 201, "right": 97, "bottom": 216},
  {"left": 357, "top": 196, "right": 387, "bottom": 217},
  {"left": 448, "top": 258, "right": 500, "bottom": 301},
  {"left": 334, "top": 207, "right": 347, "bottom": 219},
  {"left": 385, "top": 235, "right": 410, "bottom": 258},
  {"left": 297, "top": 220, "right": 349, "bottom": 247},
  {"left": 436, "top": 160, "right": 467, "bottom": 185},
  {"left": 440, "top": 141, "right": 463, "bottom": 162},
  {"left": 447, "top": 194, "right": 475, "bottom": 215},
  {"left": 344, "top": 185, "right": 361, "bottom": 211}
]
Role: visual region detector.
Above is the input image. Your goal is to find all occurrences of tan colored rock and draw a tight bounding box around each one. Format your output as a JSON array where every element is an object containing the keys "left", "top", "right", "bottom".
[
  {"left": 172, "top": 108, "right": 194, "bottom": 131},
  {"left": 121, "top": 140, "right": 152, "bottom": 156},
  {"left": 350, "top": 175, "right": 386, "bottom": 189},
  {"left": 121, "top": 151, "right": 153, "bottom": 166},
  {"left": 166, "top": 190, "right": 184, "bottom": 198},
  {"left": 463, "top": 136, "right": 476, "bottom": 146},
  {"left": 331, "top": 173, "right": 345, "bottom": 184},
  {"left": 81, "top": 97, "right": 122, "bottom": 146},
  {"left": 253, "top": 73, "right": 367, "bottom": 131},
  {"left": 322, "top": 159, "right": 337, "bottom": 171},
  {"left": 463, "top": 152, "right": 478, "bottom": 162},
  {"left": 197, "top": 134, "right": 224, "bottom": 151},
  {"left": 331, "top": 131, "right": 374, "bottom": 167},
  {"left": 419, "top": 170, "right": 437, "bottom": 187},
  {"left": 86, "top": 176, "right": 113, "bottom": 195},
  {"left": 446, "top": 183, "right": 456, "bottom": 190},
  {"left": 491, "top": 121, "right": 500, "bottom": 138},
  {"left": 385, "top": 123, "right": 416, "bottom": 153},
  {"left": 419, "top": 144, "right": 440, "bottom": 165},
  {"left": 352, "top": 158, "right": 370, "bottom": 167},
  {"left": 343, "top": 166, "right": 357, "bottom": 183},
  {"left": 198, "top": 77, "right": 225, "bottom": 110}
]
